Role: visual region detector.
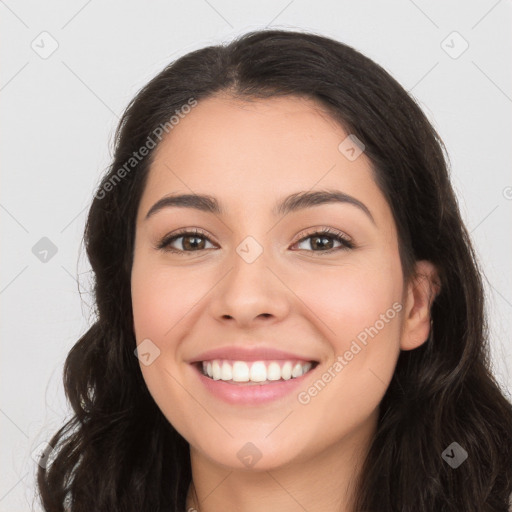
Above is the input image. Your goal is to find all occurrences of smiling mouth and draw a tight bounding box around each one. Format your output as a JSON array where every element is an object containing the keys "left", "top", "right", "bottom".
[{"left": 194, "top": 359, "right": 319, "bottom": 385}]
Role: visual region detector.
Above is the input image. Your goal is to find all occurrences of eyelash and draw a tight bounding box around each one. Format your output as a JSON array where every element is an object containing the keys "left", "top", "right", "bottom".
[{"left": 155, "top": 227, "right": 355, "bottom": 255}]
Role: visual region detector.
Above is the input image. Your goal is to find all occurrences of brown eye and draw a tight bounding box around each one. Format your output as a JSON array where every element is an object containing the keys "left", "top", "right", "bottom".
[
  {"left": 293, "top": 228, "right": 354, "bottom": 254},
  {"left": 155, "top": 227, "right": 354, "bottom": 256},
  {"left": 156, "top": 229, "right": 216, "bottom": 254}
]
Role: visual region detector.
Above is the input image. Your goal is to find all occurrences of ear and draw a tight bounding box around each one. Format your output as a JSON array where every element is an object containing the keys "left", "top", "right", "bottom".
[{"left": 400, "top": 260, "right": 441, "bottom": 351}]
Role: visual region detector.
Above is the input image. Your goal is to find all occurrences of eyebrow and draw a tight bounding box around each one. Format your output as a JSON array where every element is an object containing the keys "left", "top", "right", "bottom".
[{"left": 144, "top": 189, "right": 375, "bottom": 225}]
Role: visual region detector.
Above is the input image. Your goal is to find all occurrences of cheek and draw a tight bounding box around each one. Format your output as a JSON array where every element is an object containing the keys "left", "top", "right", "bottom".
[
  {"left": 131, "top": 260, "right": 205, "bottom": 341},
  {"left": 130, "top": 259, "right": 201, "bottom": 433},
  {"left": 294, "top": 254, "right": 403, "bottom": 345},
  {"left": 292, "top": 252, "right": 403, "bottom": 400},
  {"left": 292, "top": 269, "right": 402, "bottom": 439}
]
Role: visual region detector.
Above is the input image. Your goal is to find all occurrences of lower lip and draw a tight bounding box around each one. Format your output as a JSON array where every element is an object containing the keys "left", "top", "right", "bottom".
[{"left": 192, "top": 363, "right": 317, "bottom": 405}]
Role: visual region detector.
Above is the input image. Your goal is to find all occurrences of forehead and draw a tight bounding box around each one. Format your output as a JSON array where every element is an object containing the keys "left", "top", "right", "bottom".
[{"left": 137, "top": 94, "right": 392, "bottom": 226}]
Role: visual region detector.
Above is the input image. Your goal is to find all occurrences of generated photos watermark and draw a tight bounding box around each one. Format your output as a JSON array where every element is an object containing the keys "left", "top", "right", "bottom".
[
  {"left": 95, "top": 97, "right": 198, "bottom": 200},
  {"left": 297, "top": 301, "right": 403, "bottom": 405}
]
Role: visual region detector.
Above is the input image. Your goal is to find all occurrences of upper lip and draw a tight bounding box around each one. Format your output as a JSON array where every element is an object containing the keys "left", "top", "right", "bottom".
[{"left": 188, "top": 346, "right": 319, "bottom": 364}]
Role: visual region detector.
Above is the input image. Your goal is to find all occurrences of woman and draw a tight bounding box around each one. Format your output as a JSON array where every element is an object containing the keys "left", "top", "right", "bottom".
[{"left": 37, "top": 29, "right": 512, "bottom": 511}]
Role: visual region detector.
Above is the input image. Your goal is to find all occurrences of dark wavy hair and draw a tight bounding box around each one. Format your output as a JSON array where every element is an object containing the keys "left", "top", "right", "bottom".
[{"left": 36, "top": 29, "right": 512, "bottom": 511}]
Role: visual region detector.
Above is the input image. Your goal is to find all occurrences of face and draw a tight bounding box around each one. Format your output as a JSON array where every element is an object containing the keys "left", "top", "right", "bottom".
[{"left": 131, "top": 94, "right": 424, "bottom": 471}]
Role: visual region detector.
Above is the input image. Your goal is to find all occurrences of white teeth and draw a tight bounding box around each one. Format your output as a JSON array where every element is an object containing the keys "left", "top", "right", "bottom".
[
  {"left": 232, "top": 361, "right": 250, "bottom": 382},
  {"left": 266, "top": 362, "right": 282, "bottom": 381},
  {"left": 281, "top": 361, "right": 292, "bottom": 380},
  {"left": 249, "top": 361, "right": 267, "bottom": 382},
  {"left": 212, "top": 360, "right": 221, "bottom": 380},
  {"left": 291, "top": 362, "right": 304, "bottom": 378},
  {"left": 201, "top": 359, "right": 314, "bottom": 383},
  {"left": 221, "top": 361, "right": 232, "bottom": 380}
]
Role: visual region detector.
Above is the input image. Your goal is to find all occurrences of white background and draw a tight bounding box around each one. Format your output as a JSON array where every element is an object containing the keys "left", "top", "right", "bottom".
[{"left": 1, "top": 1, "right": 511, "bottom": 510}]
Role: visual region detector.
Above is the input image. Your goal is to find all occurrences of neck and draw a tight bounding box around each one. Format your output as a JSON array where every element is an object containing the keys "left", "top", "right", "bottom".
[{"left": 185, "top": 410, "right": 377, "bottom": 512}]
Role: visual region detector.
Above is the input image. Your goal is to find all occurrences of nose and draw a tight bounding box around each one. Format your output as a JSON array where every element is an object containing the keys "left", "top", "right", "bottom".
[{"left": 208, "top": 241, "right": 291, "bottom": 328}]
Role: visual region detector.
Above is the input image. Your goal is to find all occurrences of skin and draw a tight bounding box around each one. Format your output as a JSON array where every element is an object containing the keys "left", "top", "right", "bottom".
[{"left": 130, "top": 94, "right": 439, "bottom": 512}]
